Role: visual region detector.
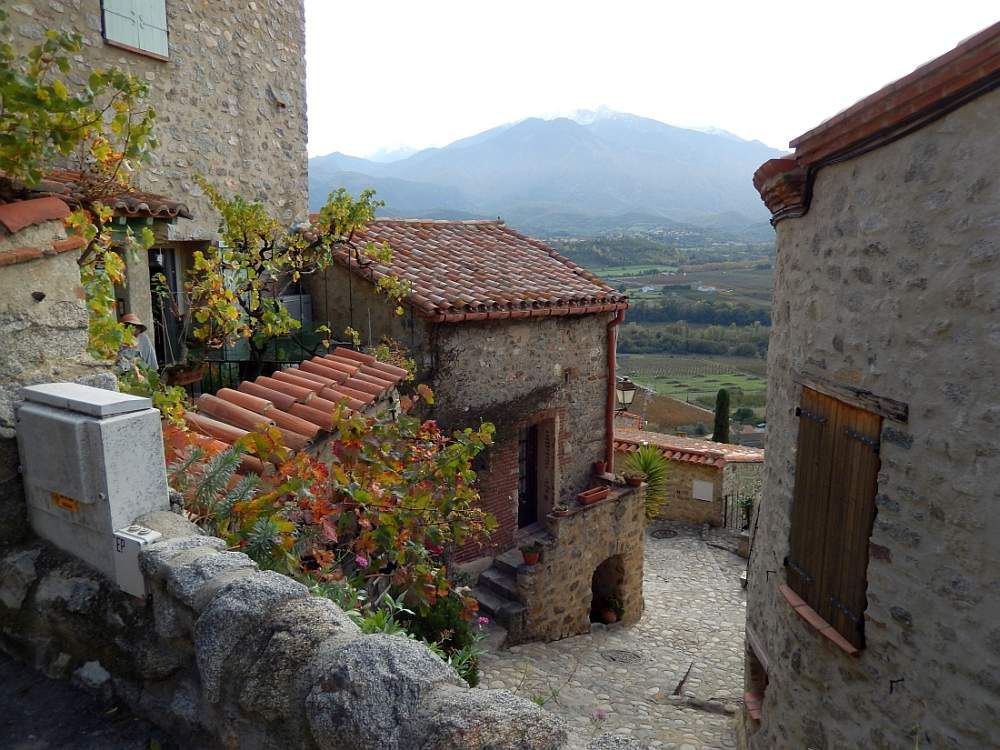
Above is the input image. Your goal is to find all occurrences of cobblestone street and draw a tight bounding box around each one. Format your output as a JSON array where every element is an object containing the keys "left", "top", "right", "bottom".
[{"left": 479, "top": 524, "right": 746, "bottom": 749}]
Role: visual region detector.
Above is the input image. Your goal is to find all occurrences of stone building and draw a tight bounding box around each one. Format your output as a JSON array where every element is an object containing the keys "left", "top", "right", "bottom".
[
  {"left": 614, "top": 427, "right": 763, "bottom": 527},
  {"left": 6, "top": 1, "right": 308, "bottom": 362},
  {"left": 0, "top": 197, "right": 116, "bottom": 546},
  {"left": 309, "top": 218, "right": 647, "bottom": 643},
  {"left": 742, "top": 23, "right": 1000, "bottom": 749}
]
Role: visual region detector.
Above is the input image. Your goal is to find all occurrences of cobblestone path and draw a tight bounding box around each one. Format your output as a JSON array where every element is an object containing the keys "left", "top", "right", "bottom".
[{"left": 479, "top": 524, "right": 747, "bottom": 749}]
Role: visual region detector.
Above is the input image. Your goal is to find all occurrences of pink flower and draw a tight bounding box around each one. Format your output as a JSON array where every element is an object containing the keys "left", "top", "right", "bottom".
[
  {"left": 354, "top": 555, "right": 369, "bottom": 568},
  {"left": 477, "top": 616, "right": 490, "bottom": 627}
]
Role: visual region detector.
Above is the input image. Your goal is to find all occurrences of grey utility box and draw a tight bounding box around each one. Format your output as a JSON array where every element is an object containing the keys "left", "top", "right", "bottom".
[{"left": 15, "top": 383, "right": 169, "bottom": 588}]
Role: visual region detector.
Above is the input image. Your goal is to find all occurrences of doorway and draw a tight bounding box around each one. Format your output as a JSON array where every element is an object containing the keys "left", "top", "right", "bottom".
[{"left": 518, "top": 424, "right": 539, "bottom": 528}]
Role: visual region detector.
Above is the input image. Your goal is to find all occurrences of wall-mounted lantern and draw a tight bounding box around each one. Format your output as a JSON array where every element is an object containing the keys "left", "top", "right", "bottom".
[{"left": 615, "top": 377, "right": 637, "bottom": 413}]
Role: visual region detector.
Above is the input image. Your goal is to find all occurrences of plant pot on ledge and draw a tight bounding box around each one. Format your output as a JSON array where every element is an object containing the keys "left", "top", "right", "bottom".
[
  {"left": 593, "top": 459, "right": 606, "bottom": 475},
  {"left": 577, "top": 486, "right": 610, "bottom": 506},
  {"left": 165, "top": 362, "right": 205, "bottom": 386},
  {"left": 551, "top": 504, "right": 572, "bottom": 518},
  {"left": 521, "top": 544, "right": 542, "bottom": 565},
  {"left": 624, "top": 473, "right": 644, "bottom": 488}
]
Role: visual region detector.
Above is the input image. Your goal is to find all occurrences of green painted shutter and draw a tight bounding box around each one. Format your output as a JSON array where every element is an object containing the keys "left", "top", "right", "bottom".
[
  {"left": 136, "top": 0, "right": 169, "bottom": 57},
  {"left": 102, "top": 0, "right": 140, "bottom": 49},
  {"left": 102, "top": 0, "right": 168, "bottom": 57}
]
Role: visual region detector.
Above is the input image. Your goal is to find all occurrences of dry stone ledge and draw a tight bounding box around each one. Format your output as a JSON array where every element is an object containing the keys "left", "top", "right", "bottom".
[
  {"left": 406, "top": 683, "right": 569, "bottom": 750},
  {"left": 1, "top": 509, "right": 574, "bottom": 749},
  {"left": 305, "top": 633, "right": 464, "bottom": 750}
]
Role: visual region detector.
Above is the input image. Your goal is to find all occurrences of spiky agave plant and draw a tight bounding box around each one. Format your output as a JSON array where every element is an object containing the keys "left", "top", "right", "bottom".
[{"left": 622, "top": 445, "right": 669, "bottom": 521}]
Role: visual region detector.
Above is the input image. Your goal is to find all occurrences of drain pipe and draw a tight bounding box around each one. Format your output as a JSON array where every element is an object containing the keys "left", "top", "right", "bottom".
[{"left": 605, "top": 308, "right": 625, "bottom": 473}]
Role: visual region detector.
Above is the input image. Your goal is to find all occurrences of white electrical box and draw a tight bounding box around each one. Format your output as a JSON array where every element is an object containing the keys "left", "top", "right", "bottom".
[
  {"left": 16, "top": 383, "right": 170, "bottom": 587},
  {"left": 113, "top": 525, "right": 163, "bottom": 597}
]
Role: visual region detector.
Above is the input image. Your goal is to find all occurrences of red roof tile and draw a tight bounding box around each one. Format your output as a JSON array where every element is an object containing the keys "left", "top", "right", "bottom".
[
  {"left": 178, "top": 350, "right": 406, "bottom": 461},
  {"left": 324, "top": 219, "right": 628, "bottom": 322},
  {"left": 0, "top": 196, "right": 69, "bottom": 235},
  {"left": 754, "top": 21, "right": 1000, "bottom": 223},
  {"left": 615, "top": 427, "right": 764, "bottom": 467},
  {"left": 37, "top": 170, "right": 193, "bottom": 219}
]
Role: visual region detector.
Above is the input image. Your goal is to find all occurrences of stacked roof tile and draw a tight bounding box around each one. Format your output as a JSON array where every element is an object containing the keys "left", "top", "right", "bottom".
[
  {"left": 2, "top": 169, "right": 192, "bottom": 220},
  {"left": 325, "top": 219, "right": 628, "bottom": 323},
  {"left": 615, "top": 427, "right": 764, "bottom": 468},
  {"left": 168, "top": 347, "right": 407, "bottom": 471}
]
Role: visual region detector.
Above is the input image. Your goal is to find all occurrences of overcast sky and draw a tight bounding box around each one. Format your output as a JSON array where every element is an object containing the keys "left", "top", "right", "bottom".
[{"left": 305, "top": 1, "right": 997, "bottom": 158}]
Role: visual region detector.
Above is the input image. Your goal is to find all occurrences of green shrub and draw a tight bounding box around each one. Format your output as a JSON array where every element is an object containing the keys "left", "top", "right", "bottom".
[{"left": 622, "top": 445, "right": 669, "bottom": 520}]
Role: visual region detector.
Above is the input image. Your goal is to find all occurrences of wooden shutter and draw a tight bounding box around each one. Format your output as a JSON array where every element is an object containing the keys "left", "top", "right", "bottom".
[
  {"left": 102, "top": 0, "right": 169, "bottom": 58},
  {"left": 136, "top": 0, "right": 169, "bottom": 58},
  {"left": 102, "top": 0, "right": 140, "bottom": 49},
  {"left": 822, "top": 403, "right": 881, "bottom": 648},
  {"left": 786, "top": 387, "right": 838, "bottom": 611},
  {"left": 787, "top": 386, "right": 882, "bottom": 650}
]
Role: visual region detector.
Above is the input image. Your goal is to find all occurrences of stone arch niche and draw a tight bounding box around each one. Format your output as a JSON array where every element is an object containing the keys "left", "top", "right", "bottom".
[
  {"left": 508, "top": 484, "right": 646, "bottom": 644},
  {"left": 590, "top": 554, "right": 626, "bottom": 623}
]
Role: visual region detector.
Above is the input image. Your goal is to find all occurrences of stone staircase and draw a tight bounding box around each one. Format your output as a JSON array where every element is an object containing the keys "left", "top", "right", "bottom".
[{"left": 471, "top": 546, "right": 527, "bottom": 638}]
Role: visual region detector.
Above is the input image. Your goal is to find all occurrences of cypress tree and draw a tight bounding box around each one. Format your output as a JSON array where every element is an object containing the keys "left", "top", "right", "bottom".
[{"left": 713, "top": 388, "right": 730, "bottom": 443}]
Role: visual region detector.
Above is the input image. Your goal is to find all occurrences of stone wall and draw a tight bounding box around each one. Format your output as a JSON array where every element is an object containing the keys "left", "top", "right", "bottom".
[
  {"left": 512, "top": 484, "right": 645, "bottom": 644},
  {"left": 0, "top": 510, "right": 570, "bottom": 749},
  {"left": 627, "top": 452, "right": 723, "bottom": 526},
  {"left": 0, "top": 220, "right": 114, "bottom": 548},
  {"left": 745, "top": 88, "right": 1000, "bottom": 749},
  {"left": 307, "top": 264, "right": 434, "bottom": 369},
  {"left": 8, "top": 1, "right": 309, "bottom": 240},
  {"left": 433, "top": 314, "right": 612, "bottom": 556}
]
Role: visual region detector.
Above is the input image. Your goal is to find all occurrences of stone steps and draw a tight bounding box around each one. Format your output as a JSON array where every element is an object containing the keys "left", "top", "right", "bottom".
[
  {"left": 493, "top": 548, "right": 525, "bottom": 577},
  {"left": 471, "top": 583, "right": 526, "bottom": 634},
  {"left": 479, "top": 567, "right": 519, "bottom": 600}
]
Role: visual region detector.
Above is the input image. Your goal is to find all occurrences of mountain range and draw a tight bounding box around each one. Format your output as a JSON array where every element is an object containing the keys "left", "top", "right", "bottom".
[{"left": 308, "top": 109, "right": 784, "bottom": 238}]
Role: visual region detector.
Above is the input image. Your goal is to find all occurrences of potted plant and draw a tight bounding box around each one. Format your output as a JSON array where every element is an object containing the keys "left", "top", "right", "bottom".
[
  {"left": 621, "top": 444, "right": 669, "bottom": 520},
  {"left": 623, "top": 472, "right": 644, "bottom": 487},
  {"left": 520, "top": 543, "right": 542, "bottom": 565},
  {"left": 577, "top": 486, "right": 610, "bottom": 506},
  {"left": 593, "top": 459, "right": 606, "bottom": 475},
  {"left": 551, "top": 503, "right": 572, "bottom": 518}
]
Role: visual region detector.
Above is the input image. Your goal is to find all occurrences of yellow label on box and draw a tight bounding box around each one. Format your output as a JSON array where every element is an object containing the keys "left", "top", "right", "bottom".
[{"left": 51, "top": 492, "right": 79, "bottom": 512}]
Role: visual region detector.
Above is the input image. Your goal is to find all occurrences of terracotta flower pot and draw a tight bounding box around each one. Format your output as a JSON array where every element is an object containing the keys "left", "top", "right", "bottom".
[
  {"left": 577, "top": 487, "right": 610, "bottom": 506},
  {"left": 624, "top": 474, "right": 643, "bottom": 487},
  {"left": 593, "top": 460, "right": 607, "bottom": 475},
  {"left": 166, "top": 363, "right": 205, "bottom": 386},
  {"left": 600, "top": 609, "right": 619, "bottom": 624},
  {"left": 522, "top": 550, "right": 541, "bottom": 565},
  {"left": 551, "top": 507, "right": 571, "bottom": 517}
]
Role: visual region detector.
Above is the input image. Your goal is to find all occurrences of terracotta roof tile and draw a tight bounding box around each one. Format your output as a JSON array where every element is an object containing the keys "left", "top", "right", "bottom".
[
  {"left": 32, "top": 170, "right": 193, "bottom": 219},
  {"left": 615, "top": 427, "right": 764, "bottom": 466},
  {"left": 177, "top": 354, "right": 406, "bottom": 460},
  {"left": 324, "top": 220, "right": 627, "bottom": 322},
  {"left": 755, "top": 21, "right": 1000, "bottom": 223},
  {"left": 0, "top": 196, "right": 69, "bottom": 234}
]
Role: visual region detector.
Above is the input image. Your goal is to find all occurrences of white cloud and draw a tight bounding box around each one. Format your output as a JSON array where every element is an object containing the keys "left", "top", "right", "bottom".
[{"left": 305, "top": 0, "right": 997, "bottom": 157}]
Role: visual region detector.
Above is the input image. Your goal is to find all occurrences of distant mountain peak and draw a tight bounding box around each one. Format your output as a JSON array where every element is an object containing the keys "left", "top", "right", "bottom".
[{"left": 309, "top": 110, "right": 783, "bottom": 237}]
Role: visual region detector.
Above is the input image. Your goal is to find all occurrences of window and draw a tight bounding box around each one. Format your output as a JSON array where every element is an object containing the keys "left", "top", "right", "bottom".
[
  {"left": 786, "top": 386, "right": 881, "bottom": 649},
  {"left": 102, "top": 0, "right": 169, "bottom": 60},
  {"left": 692, "top": 479, "right": 714, "bottom": 502}
]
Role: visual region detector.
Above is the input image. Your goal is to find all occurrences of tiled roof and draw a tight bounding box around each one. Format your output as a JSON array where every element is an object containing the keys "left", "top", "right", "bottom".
[
  {"left": 169, "top": 348, "right": 407, "bottom": 468},
  {"left": 0, "top": 196, "right": 69, "bottom": 235},
  {"left": 615, "top": 427, "right": 764, "bottom": 468},
  {"left": 754, "top": 20, "right": 1000, "bottom": 223},
  {"left": 3, "top": 170, "right": 192, "bottom": 220},
  {"left": 326, "top": 219, "right": 628, "bottom": 323}
]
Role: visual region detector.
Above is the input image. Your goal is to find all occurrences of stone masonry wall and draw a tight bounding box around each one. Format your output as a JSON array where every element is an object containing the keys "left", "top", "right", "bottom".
[
  {"left": 432, "top": 314, "right": 612, "bottom": 554},
  {"left": 307, "top": 264, "right": 434, "bottom": 369},
  {"left": 745, "top": 88, "right": 1000, "bottom": 749},
  {"left": 8, "top": 1, "right": 308, "bottom": 240},
  {"left": 513, "top": 484, "right": 645, "bottom": 644},
  {"left": 0, "top": 510, "right": 570, "bottom": 750},
  {"left": 0, "top": 220, "right": 114, "bottom": 548},
  {"left": 618, "top": 451, "right": 724, "bottom": 526}
]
